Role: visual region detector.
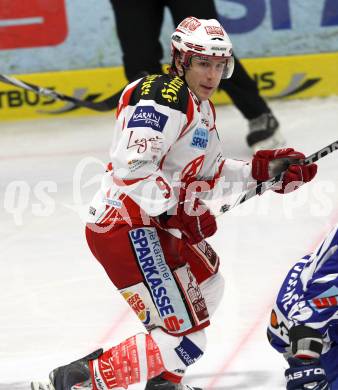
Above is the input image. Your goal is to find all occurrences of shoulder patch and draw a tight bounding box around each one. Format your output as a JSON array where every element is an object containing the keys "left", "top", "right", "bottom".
[
  {"left": 127, "top": 105, "right": 168, "bottom": 133},
  {"left": 130, "top": 75, "right": 189, "bottom": 114}
]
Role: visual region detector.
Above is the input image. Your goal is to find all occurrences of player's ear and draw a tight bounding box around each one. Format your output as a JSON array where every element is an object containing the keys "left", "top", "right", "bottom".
[{"left": 175, "top": 56, "right": 184, "bottom": 77}]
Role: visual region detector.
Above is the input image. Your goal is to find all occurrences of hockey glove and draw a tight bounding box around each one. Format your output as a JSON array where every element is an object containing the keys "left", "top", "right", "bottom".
[
  {"left": 252, "top": 148, "right": 317, "bottom": 194},
  {"left": 285, "top": 357, "right": 329, "bottom": 390},
  {"left": 158, "top": 196, "right": 217, "bottom": 245}
]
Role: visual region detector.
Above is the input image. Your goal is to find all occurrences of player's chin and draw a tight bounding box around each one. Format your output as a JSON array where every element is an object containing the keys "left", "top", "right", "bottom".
[{"left": 199, "top": 86, "right": 215, "bottom": 100}]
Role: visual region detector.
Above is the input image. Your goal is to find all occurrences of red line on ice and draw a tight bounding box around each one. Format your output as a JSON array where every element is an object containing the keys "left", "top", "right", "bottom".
[
  {"left": 206, "top": 302, "right": 272, "bottom": 390},
  {"left": 96, "top": 307, "right": 132, "bottom": 347}
]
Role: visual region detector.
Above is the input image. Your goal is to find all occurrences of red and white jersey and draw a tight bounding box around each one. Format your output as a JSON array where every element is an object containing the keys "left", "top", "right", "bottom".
[{"left": 88, "top": 74, "right": 255, "bottom": 225}]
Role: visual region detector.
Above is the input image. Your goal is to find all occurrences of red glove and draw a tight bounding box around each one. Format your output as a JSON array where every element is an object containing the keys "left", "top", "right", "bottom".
[
  {"left": 252, "top": 148, "right": 318, "bottom": 194},
  {"left": 158, "top": 195, "right": 217, "bottom": 245}
]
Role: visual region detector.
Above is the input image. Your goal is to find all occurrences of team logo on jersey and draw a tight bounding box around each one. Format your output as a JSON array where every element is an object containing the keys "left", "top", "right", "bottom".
[
  {"left": 191, "top": 128, "right": 209, "bottom": 150},
  {"left": 128, "top": 106, "right": 168, "bottom": 132},
  {"left": 181, "top": 155, "right": 205, "bottom": 182}
]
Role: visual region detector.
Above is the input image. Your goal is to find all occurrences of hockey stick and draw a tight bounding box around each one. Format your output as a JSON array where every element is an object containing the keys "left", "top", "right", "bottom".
[
  {"left": 218, "top": 139, "right": 338, "bottom": 215},
  {"left": 311, "top": 381, "right": 330, "bottom": 390},
  {"left": 0, "top": 74, "right": 122, "bottom": 112}
]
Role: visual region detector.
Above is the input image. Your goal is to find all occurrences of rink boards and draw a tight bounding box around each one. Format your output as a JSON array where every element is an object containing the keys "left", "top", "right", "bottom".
[{"left": 0, "top": 51, "right": 337, "bottom": 121}]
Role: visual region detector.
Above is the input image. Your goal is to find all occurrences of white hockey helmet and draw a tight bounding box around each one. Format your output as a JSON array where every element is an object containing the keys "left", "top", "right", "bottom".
[{"left": 171, "top": 17, "right": 234, "bottom": 79}]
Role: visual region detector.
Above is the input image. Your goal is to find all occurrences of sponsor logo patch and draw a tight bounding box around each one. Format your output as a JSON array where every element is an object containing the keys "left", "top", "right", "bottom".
[
  {"left": 196, "top": 240, "right": 219, "bottom": 270},
  {"left": 140, "top": 75, "right": 160, "bottom": 96},
  {"left": 174, "top": 336, "right": 203, "bottom": 366},
  {"left": 128, "top": 106, "right": 168, "bottom": 132},
  {"left": 191, "top": 128, "right": 209, "bottom": 150},
  {"left": 122, "top": 290, "right": 151, "bottom": 325},
  {"left": 309, "top": 286, "right": 338, "bottom": 311},
  {"left": 174, "top": 266, "right": 209, "bottom": 324},
  {"left": 205, "top": 25, "right": 224, "bottom": 36},
  {"left": 127, "top": 130, "right": 163, "bottom": 154},
  {"left": 161, "top": 77, "right": 185, "bottom": 103},
  {"left": 128, "top": 159, "right": 148, "bottom": 172},
  {"left": 211, "top": 46, "right": 228, "bottom": 51},
  {"left": 178, "top": 17, "right": 201, "bottom": 32},
  {"left": 103, "top": 197, "right": 122, "bottom": 208},
  {"left": 129, "top": 228, "right": 192, "bottom": 333}
]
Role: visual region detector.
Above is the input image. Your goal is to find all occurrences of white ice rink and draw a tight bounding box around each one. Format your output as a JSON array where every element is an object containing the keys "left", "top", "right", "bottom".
[{"left": 1, "top": 97, "right": 337, "bottom": 389}]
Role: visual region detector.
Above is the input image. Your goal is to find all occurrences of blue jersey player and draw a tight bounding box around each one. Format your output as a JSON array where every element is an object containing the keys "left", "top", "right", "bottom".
[{"left": 268, "top": 224, "right": 338, "bottom": 389}]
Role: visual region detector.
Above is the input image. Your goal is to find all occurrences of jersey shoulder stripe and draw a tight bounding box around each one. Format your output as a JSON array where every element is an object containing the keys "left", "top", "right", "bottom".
[{"left": 129, "top": 74, "right": 190, "bottom": 113}]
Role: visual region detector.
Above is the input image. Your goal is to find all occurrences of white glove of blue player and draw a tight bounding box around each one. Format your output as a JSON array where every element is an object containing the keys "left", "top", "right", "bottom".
[{"left": 285, "top": 357, "right": 329, "bottom": 390}]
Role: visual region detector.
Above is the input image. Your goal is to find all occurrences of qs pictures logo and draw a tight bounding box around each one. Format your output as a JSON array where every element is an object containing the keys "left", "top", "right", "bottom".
[{"left": 63, "top": 156, "right": 105, "bottom": 223}]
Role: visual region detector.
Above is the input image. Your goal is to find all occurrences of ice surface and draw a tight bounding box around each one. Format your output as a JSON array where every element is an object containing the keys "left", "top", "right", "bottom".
[{"left": 0, "top": 97, "right": 337, "bottom": 389}]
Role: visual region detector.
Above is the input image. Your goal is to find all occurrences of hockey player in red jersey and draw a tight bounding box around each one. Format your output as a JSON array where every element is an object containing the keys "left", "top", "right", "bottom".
[{"left": 31, "top": 17, "right": 317, "bottom": 390}]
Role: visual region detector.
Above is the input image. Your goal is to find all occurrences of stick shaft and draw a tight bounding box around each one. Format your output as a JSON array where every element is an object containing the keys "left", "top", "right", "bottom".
[{"left": 0, "top": 74, "right": 120, "bottom": 112}]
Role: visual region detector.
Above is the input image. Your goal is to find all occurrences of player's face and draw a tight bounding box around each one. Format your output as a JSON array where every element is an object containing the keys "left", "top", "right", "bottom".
[{"left": 185, "top": 56, "right": 226, "bottom": 101}]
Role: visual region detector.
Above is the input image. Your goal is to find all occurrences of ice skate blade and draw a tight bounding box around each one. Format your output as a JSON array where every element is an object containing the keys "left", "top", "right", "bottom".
[
  {"left": 71, "top": 379, "right": 92, "bottom": 389},
  {"left": 30, "top": 379, "right": 92, "bottom": 390},
  {"left": 31, "top": 381, "right": 55, "bottom": 390}
]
